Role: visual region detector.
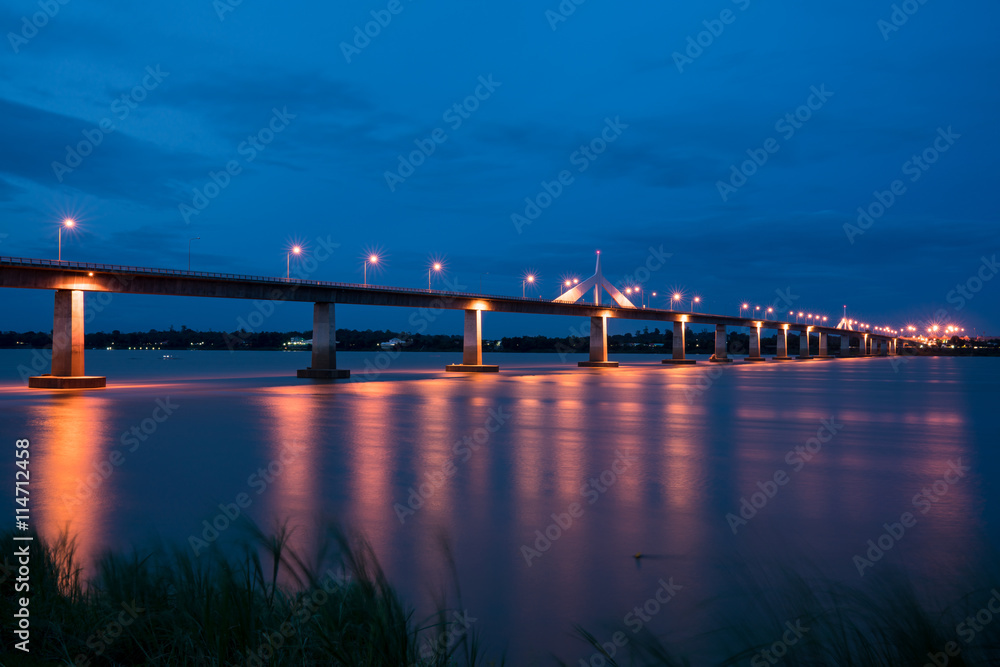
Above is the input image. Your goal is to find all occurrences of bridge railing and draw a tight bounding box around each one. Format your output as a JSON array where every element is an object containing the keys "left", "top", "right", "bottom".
[
  {"left": 0, "top": 256, "right": 887, "bottom": 334},
  {"left": 0, "top": 255, "right": 587, "bottom": 306}
]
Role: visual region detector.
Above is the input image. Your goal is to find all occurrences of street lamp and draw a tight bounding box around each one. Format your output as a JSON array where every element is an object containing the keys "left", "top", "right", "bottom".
[
  {"left": 188, "top": 237, "right": 200, "bottom": 271},
  {"left": 766, "top": 306, "right": 774, "bottom": 320},
  {"left": 58, "top": 218, "right": 75, "bottom": 261},
  {"left": 522, "top": 273, "right": 536, "bottom": 298},
  {"left": 672, "top": 293, "right": 682, "bottom": 311},
  {"left": 364, "top": 253, "right": 379, "bottom": 286},
  {"left": 740, "top": 302, "right": 749, "bottom": 317},
  {"left": 428, "top": 261, "right": 442, "bottom": 290},
  {"left": 287, "top": 245, "right": 302, "bottom": 280},
  {"left": 691, "top": 296, "right": 700, "bottom": 312}
]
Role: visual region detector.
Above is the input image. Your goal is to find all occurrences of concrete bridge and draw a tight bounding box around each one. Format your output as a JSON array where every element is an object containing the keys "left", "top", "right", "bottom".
[{"left": 0, "top": 256, "right": 903, "bottom": 388}]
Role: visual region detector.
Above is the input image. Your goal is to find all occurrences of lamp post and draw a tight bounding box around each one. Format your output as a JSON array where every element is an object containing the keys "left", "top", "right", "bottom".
[
  {"left": 740, "top": 302, "right": 749, "bottom": 318},
  {"left": 692, "top": 296, "right": 700, "bottom": 312},
  {"left": 522, "top": 274, "right": 535, "bottom": 298},
  {"left": 287, "top": 246, "right": 301, "bottom": 280},
  {"left": 188, "top": 237, "right": 200, "bottom": 271},
  {"left": 364, "top": 253, "right": 379, "bottom": 286},
  {"left": 58, "top": 218, "right": 75, "bottom": 261},
  {"left": 672, "top": 293, "right": 682, "bottom": 311},
  {"left": 766, "top": 306, "right": 773, "bottom": 320},
  {"left": 428, "top": 262, "right": 442, "bottom": 290}
]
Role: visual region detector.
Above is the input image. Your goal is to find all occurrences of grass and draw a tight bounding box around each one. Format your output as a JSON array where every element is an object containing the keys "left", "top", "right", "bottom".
[
  {"left": 0, "top": 521, "right": 502, "bottom": 666},
  {"left": 3, "top": 524, "right": 999, "bottom": 666},
  {"left": 564, "top": 557, "right": 1000, "bottom": 666}
]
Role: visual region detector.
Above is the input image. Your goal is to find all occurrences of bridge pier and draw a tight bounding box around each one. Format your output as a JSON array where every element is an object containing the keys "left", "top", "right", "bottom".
[
  {"left": 797, "top": 329, "right": 812, "bottom": 359},
  {"left": 298, "top": 302, "right": 350, "bottom": 378},
  {"left": 774, "top": 325, "right": 793, "bottom": 361},
  {"left": 663, "top": 320, "right": 695, "bottom": 364},
  {"left": 745, "top": 323, "right": 766, "bottom": 362},
  {"left": 816, "top": 331, "right": 834, "bottom": 359},
  {"left": 29, "top": 290, "right": 106, "bottom": 389},
  {"left": 579, "top": 315, "right": 618, "bottom": 367},
  {"left": 839, "top": 333, "right": 853, "bottom": 357},
  {"left": 710, "top": 324, "right": 732, "bottom": 363},
  {"left": 447, "top": 309, "right": 499, "bottom": 372}
]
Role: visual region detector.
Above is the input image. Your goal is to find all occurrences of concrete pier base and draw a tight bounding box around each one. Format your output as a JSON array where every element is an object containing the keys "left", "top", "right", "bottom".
[
  {"left": 743, "top": 357, "right": 768, "bottom": 362},
  {"left": 663, "top": 321, "right": 692, "bottom": 364},
  {"left": 579, "top": 315, "right": 615, "bottom": 368},
  {"left": 446, "top": 364, "right": 500, "bottom": 372},
  {"left": 30, "top": 290, "right": 106, "bottom": 390},
  {"left": 298, "top": 302, "right": 350, "bottom": 379},
  {"left": 28, "top": 374, "right": 106, "bottom": 389},
  {"left": 297, "top": 368, "right": 350, "bottom": 379},
  {"left": 447, "top": 309, "right": 498, "bottom": 372},
  {"left": 771, "top": 357, "right": 797, "bottom": 362}
]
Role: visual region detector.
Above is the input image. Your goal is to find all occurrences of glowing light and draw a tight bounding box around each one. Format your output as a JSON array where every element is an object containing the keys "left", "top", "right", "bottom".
[
  {"left": 433, "top": 262, "right": 442, "bottom": 271},
  {"left": 369, "top": 254, "right": 379, "bottom": 264},
  {"left": 674, "top": 293, "right": 682, "bottom": 301},
  {"left": 292, "top": 246, "right": 302, "bottom": 255},
  {"left": 63, "top": 218, "right": 75, "bottom": 227}
]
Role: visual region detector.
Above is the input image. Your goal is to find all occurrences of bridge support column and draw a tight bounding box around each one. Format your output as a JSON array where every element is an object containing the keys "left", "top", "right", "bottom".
[
  {"left": 773, "top": 326, "right": 793, "bottom": 361},
  {"left": 579, "top": 315, "right": 618, "bottom": 367},
  {"left": 447, "top": 309, "right": 499, "bottom": 372},
  {"left": 710, "top": 324, "right": 732, "bottom": 362},
  {"left": 745, "top": 324, "right": 766, "bottom": 362},
  {"left": 663, "top": 320, "right": 695, "bottom": 364},
  {"left": 798, "top": 330, "right": 812, "bottom": 359},
  {"left": 839, "top": 333, "right": 852, "bottom": 357},
  {"left": 29, "top": 290, "right": 106, "bottom": 389},
  {"left": 817, "top": 331, "right": 832, "bottom": 359},
  {"left": 298, "top": 302, "right": 349, "bottom": 378}
]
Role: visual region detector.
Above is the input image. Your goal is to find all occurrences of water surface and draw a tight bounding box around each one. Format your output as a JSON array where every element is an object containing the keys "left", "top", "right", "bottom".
[{"left": 1, "top": 350, "right": 996, "bottom": 663}]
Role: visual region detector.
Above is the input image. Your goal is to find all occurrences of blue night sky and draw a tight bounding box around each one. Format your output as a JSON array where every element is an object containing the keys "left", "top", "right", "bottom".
[{"left": 1, "top": 0, "right": 998, "bottom": 337}]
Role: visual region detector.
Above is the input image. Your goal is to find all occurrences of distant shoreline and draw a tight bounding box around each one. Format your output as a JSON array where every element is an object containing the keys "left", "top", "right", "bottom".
[{"left": 1, "top": 328, "right": 996, "bottom": 356}]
